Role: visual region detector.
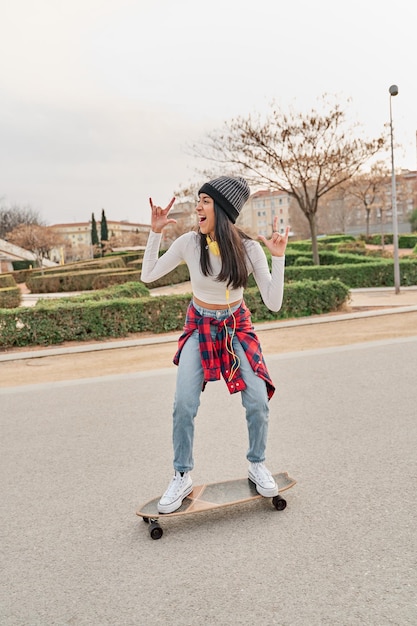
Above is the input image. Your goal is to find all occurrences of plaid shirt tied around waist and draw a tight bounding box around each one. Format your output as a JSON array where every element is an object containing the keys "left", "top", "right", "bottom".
[{"left": 173, "top": 301, "right": 275, "bottom": 399}]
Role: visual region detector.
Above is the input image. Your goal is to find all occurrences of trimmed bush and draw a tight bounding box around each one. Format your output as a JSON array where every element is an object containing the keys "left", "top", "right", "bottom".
[
  {"left": 92, "top": 271, "right": 143, "bottom": 289},
  {"left": 0, "top": 274, "right": 21, "bottom": 308},
  {"left": 26, "top": 268, "right": 142, "bottom": 293},
  {"left": 140, "top": 263, "right": 190, "bottom": 288},
  {"left": 279, "top": 248, "right": 374, "bottom": 267},
  {"left": 104, "top": 251, "right": 144, "bottom": 264},
  {"left": 32, "top": 256, "right": 126, "bottom": 276},
  {"left": 11, "top": 268, "right": 33, "bottom": 284},
  {"left": 365, "top": 233, "right": 417, "bottom": 248},
  {"left": 0, "top": 279, "right": 349, "bottom": 348},
  {"left": 365, "top": 234, "right": 393, "bottom": 246},
  {"left": 285, "top": 258, "right": 417, "bottom": 288},
  {"left": 317, "top": 251, "right": 375, "bottom": 265},
  {"left": 293, "top": 256, "right": 314, "bottom": 266},
  {"left": 337, "top": 241, "right": 367, "bottom": 255},
  {"left": 244, "top": 279, "right": 349, "bottom": 321},
  {"left": 0, "top": 274, "right": 16, "bottom": 288},
  {"left": 0, "top": 286, "right": 21, "bottom": 308},
  {"left": 35, "top": 281, "right": 149, "bottom": 307},
  {"left": 399, "top": 234, "right": 417, "bottom": 248}
]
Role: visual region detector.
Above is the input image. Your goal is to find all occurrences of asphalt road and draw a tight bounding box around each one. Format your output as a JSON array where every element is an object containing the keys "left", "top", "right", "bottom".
[{"left": 1, "top": 335, "right": 416, "bottom": 625}]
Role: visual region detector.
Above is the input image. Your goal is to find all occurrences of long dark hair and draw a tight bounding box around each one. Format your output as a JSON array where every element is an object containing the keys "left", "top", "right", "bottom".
[{"left": 199, "top": 202, "right": 252, "bottom": 289}]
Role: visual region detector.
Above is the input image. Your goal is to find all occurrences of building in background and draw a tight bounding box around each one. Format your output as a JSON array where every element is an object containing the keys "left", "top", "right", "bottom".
[
  {"left": 319, "top": 169, "right": 416, "bottom": 237},
  {"left": 159, "top": 191, "right": 294, "bottom": 246},
  {"left": 160, "top": 200, "right": 197, "bottom": 249},
  {"left": 50, "top": 219, "right": 151, "bottom": 261},
  {"left": 0, "top": 238, "right": 56, "bottom": 272},
  {"left": 51, "top": 168, "right": 414, "bottom": 261},
  {"left": 238, "top": 190, "right": 293, "bottom": 238}
]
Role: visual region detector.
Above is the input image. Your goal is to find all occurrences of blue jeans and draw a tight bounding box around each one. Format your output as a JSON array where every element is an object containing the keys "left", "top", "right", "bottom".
[{"left": 172, "top": 302, "right": 270, "bottom": 472}]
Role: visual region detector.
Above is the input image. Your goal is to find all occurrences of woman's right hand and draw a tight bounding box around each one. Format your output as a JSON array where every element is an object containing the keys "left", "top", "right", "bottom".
[{"left": 149, "top": 197, "right": 177, "bottom": 233}]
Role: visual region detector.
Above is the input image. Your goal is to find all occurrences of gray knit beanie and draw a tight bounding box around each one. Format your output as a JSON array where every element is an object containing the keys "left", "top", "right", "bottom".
[{"left": 198, "top": 176, "right": 250, "bottom": 223}]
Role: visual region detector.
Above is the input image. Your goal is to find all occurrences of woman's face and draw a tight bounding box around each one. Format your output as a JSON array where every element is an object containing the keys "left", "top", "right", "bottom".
[{"left": 196, "top": 193, "right": 215, "bottom": 238}]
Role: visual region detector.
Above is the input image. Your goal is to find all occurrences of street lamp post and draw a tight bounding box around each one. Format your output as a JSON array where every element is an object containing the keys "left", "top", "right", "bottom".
[{"left": 389, "top": 84, "right": 400, "bottom": 294}]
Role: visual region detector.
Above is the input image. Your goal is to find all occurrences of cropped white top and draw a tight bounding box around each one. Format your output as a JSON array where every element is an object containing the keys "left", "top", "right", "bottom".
[{"left": 141, "top": 231, "right": 285, "bottom": 311}]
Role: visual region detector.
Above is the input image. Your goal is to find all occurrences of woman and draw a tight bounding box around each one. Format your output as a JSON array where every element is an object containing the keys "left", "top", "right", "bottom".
[{"left": 141, "top": 176, "right": 289, "bottom": 513}]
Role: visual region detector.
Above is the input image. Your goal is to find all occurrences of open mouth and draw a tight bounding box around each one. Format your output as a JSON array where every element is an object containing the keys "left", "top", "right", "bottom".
[{"left": 199, "top": 216, "right": 207, "bottom": 224}]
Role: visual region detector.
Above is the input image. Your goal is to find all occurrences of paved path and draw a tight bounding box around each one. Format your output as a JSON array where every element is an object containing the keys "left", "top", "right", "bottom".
[{"left": 1, "top": 334, "right": 416, "bottom": 625}]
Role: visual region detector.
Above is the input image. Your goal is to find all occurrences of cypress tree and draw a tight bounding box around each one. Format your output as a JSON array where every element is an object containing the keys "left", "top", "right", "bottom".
[
  {"left": 100, "top": 209, "right": 108, "bottom": 242},
  {"left": 91, "top": 213, "right": 99, "bottom": 246}
]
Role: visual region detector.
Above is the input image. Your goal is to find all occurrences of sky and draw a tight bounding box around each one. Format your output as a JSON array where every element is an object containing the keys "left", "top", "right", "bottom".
[{"left": 1, "top": 0, "right": 416, "bottom": 227}]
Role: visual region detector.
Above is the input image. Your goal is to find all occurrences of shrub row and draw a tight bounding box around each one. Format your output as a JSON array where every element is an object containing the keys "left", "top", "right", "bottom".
[
  {"left": 34, "top": 281, "right": 150, "bottom": 307},
  {"left": 25, "top": 268, "right": 143, "bottom": 293},
  {"left": 37, "top": 256, "right": 127, "bottom": 275},
  {"left": 0, "top": 279, "right": 349, "bottom": 348},
  {"left": 0, "top": 274, "right": 21, "bottom": 308},
  {"left": 103, "top": 251, "right": 144, "bottom": 263},
  {"left": 141, "top": 263, "right": 190, "bottom": 289},
  {"left": 284, "top": 258, "right": 417, "bottom": 288},
  {"left": 363, "top": 233, "right": 417, "bottom": 248},
  {"left": 0, "top": 274, "right": 16, "bottom": 288},
  {"left": 12, "top": 254, "right": 132, "bottom": 286},
  {"left": 284, "top": 250, "right": 377, "bottom": 267},
  {"left": 90, "top": 270, "right": 143, "bottom": 290},
  {"left": 0, "top": 287, "right": 21, "bottom": 309}
]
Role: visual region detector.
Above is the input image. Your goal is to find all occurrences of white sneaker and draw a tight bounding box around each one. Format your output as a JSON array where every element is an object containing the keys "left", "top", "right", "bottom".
[
  {"left": 157, "top": 471, "right": 193, "bottom": 514},
  {"left": 248, "top": 462, "right": 278, "bottom": 497}
]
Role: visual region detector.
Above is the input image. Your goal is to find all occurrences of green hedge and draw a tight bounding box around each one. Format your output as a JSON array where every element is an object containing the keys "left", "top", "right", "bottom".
[
  {"left": 0, "top": 286, "right": 21, "bottom": 308},
  {"left": 10, "top": 268, "right": 33, "bottom": 284},
  {"left": 399, "top": 234, "right": 417, "bottom": 248},
  {"left": 140, "top": 263, "right": 190, "bottom": 289},
  {"left": 285, "top": 258, "right": 417, "bottom": 288},
  {"left": 12, "top": 256, "right": 127, "bottom": 285},
  {"left": 104, "top": 251, "right": 144, "bottom": 264},
  {"left": 0, "top": 274, "right": 16, "bottom": 288},
  {"left": 285, "top": 249, "right": 378, "bottom": 267},
  {"left": 91, "top": 271, "right": 143, "bottom": 289},
  {"left": 364, "top": 233, "right": 417, "bottom": 248},
  {"left": 34, "top": 281, "right": 149, "bottom": 307},
  {"left": 31, "top": 256, "right": 126, "bottom": 276},
  {"left": 26, "top": 268, "right": 142, "bottom": 293},
  {"left": 0, "top": 279, "right": 349, "bottom": 348},
  {"left": 245, "top": 279, "right": 349, "bottom": 320},
  {"left": 126, "top": 259, "right": 143, "bottom": 269},
  {"left": 317, "top": 235, "right": 356, "bottom": 245},
  {"left": 0, "top": 274, "right": 21, "bottom": 309}
]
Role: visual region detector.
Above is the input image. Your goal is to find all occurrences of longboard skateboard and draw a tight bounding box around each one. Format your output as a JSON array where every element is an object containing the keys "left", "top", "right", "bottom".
[{"left": 137, "top": 471, "right": 296, "bottom": 539}]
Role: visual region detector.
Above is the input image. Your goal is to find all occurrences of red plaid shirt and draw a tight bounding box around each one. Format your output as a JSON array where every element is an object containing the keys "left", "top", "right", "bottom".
[{"left": 173, "top": 301, "right": 275, "bottom": 399}]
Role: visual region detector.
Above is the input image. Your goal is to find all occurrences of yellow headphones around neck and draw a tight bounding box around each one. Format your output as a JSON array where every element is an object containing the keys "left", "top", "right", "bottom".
[{"left": 206, "top": 235, "right": 220, "bottom": 256}]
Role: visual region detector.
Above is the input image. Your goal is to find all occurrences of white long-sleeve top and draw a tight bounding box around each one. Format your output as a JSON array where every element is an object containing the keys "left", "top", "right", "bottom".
[{"left": 141, "top": 231, "right": 285, "bottom": 311}]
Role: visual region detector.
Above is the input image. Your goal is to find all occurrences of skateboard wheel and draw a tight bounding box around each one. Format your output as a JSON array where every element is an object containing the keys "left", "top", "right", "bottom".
[
  {"left": 149, "top": 521, "right": 163, "bottom": 540},
  {"left": 142, "top": 517, "right": 149, "bottom": 524},
  {"left": 272, "top": 495, "right": 287, "bottom": 511}
]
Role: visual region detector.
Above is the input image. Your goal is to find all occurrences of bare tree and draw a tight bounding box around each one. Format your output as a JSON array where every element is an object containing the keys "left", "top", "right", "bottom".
[
  {"left": 191, "top": 96, "right": 387, "bottom": 263},
  {"left": 0, "top": 201, "right": 44, "bottom": 239},
  {"left": 317, "top": 186, "right": 352, "bottom": 235},
  {"left": 7, "top": 224, "right": 64, "bottom": 267},
  {"left": 341, "top": 162, "right": 390, "bottom": 237}
]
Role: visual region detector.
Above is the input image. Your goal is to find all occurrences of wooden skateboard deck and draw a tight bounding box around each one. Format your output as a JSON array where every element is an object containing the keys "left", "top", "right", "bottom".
[{"left": 137, "top": 471, "right": 296, "bottom": 539}]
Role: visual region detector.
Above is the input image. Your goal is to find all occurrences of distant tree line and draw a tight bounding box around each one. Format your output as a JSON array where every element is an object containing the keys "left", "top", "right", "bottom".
[{"left": 0, "top": 200, "right": 44, "bottom": 239}]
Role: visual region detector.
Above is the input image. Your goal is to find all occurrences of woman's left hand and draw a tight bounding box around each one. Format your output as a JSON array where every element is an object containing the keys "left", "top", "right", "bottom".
[{"left": 259, "top": 222, "right": 290, "bottom": 257}]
